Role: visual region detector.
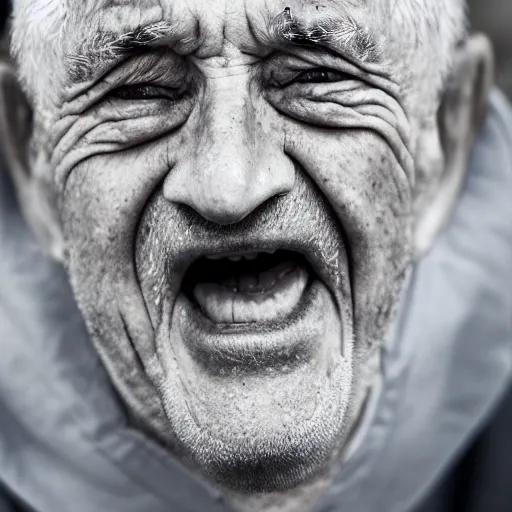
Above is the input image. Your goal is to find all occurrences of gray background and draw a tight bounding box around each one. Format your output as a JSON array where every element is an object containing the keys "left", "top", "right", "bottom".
[{"left": 469, "top": 0, "right": 511, "bottom": 97}]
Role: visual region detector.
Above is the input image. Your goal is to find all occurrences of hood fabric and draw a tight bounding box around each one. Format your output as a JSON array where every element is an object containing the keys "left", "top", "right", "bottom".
[{"left": 0, "top": 91, "right": 511, "bottom": 512}]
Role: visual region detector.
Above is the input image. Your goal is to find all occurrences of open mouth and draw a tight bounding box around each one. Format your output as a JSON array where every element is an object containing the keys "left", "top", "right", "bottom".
[{"left": 182, "top": 250, "right": 314, "bottom": 325}]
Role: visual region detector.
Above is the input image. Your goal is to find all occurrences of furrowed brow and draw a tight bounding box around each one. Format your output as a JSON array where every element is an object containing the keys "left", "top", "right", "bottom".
[
  {"left": 67, "top": 21, "right": 175, "bottom": 84},
  {"left": 268, "top": 8, "right": 381, "bottom": 65}
]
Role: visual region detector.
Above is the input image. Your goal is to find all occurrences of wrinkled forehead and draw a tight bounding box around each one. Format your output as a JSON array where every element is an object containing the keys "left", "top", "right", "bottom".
[
  {"left": 99, "top": 1, "right": 358, "bottom": 45},
  {"left": 21, "top": 0, "right": 380, "bottom": 59},
  {"left": 73, "top": 0, "right": 373, "bottom": 31},
  {"left": 28, "top": 0, "right": 382, "bottom": 88},
  {"left": 14, "top": 0, "right": 464, "bottom": 119}
]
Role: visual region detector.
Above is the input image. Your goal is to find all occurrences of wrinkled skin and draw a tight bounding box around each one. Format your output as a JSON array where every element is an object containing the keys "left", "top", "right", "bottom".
[
  {"left": 58, "top": 0, "right": 411, "bottom": 494},
  {"left": 0, "top": 0, "right": 493, "bottom": 510}
]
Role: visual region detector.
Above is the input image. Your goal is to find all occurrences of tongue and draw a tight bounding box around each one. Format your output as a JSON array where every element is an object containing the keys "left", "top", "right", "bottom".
[{"left": 192, "top": 263, "right": 309, "bottom": 323}]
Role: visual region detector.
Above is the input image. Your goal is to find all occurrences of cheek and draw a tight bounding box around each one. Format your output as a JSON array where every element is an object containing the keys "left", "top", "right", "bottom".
[
  {"left": 286, "top": 128, "right": 413, "bottom": 355},
  {"left": 62, "top": 140, "right": 170, "bottom": 257},
  {"left": 286, "top": 128, "right": 411, "bottom": 241},
  {"left": 55, "top": 139, "right": 183, "bottom": 433},
  {"left": 59, "top": 137, "right": 177, "bottom": 349}
]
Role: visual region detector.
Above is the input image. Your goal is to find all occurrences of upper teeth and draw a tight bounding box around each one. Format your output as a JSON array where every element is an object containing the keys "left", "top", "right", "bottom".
[{"left": 205, "top": 251, "right": 275, "bottom": 261}]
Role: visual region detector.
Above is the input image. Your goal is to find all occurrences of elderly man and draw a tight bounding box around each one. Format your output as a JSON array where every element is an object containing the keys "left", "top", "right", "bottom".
[{"left": 0, "top": 1, "right": 511, "bottom": 511}]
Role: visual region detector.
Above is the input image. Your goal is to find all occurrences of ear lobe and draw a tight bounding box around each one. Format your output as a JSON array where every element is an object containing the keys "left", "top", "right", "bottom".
[
  {"left": 413, "top": 34, "right": 494, "bottom": 258},
  {"left": 0, "top": 58, "right": 65, "bottom": 261}
]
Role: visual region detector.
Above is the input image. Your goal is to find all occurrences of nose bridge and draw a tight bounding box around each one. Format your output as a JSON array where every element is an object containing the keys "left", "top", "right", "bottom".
[
  {"left": 163, "top": 74, "right": 295, "bottom": 225},
  {"left": 201, "top": 76, "right": 255, "bottom": 178}
]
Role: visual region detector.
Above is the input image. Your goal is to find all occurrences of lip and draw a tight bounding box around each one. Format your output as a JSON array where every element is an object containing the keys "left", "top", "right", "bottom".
[
  {"left": 168, "top": 239, "right": 343, "bottom": 313},
  {"left": 175, "top": 278, "right": 333, "bottom": 374},
  {"left": 158, "top": 240, "right": 346, "bottom": 363}
]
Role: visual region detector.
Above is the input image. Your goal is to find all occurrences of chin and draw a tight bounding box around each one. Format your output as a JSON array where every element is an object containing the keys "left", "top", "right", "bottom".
[
  {"left": 143, "top": 229, "right": 354, "bottom": 491},
  {"left": 156, "top": 275, "right": 353, "bottom": 491}
]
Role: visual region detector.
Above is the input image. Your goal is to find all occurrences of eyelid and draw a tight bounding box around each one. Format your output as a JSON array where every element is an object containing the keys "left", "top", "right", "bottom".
[
  {"left": 269, "top": 67, "right": 352, "bottom": 88},
  {"left": 112, "top": 83, "right": 165, "bottom": 94},
  {"left": 109, "top": 83, "right": 188, "bottom": 102},
  {"left": 265, "top": 50, "right": 373, "bottom": 82}
]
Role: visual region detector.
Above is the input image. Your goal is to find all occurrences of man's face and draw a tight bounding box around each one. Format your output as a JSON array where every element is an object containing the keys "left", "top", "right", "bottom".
[{"left": 24, "top": 0, "right": 417, "bottom": 493}]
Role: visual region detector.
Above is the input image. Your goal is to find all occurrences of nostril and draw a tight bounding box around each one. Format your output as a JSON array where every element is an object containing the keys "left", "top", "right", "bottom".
[
  {"left": 166, "top": 179, "right": 293, "bottom": 226},
  {"left": 177, "top": 196, "right": 258, "bottom": 226},
  {"left": 163, "top": 145, "right": 296, "bottom": 225},
  {"left": 172, "top": 191, "right": 289, "bottom": 228}
]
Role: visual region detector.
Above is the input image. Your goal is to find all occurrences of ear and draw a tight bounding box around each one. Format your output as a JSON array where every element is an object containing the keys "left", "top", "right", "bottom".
[
  {"left": 0, "top": 56, "right": 65, "bottom": 261},
  {"left": 413, "top": 34, "right": 494, "bottom": 258}
]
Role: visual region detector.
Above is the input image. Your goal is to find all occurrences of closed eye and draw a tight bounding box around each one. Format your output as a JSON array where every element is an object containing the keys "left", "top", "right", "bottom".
[
  {"left": 268, "top": 67, "right": 354, "bottom": 88},
  {"left": 291, "top": 68, "right": 352, "bottom": 85},
  {"left": 110, "top": 84, "right": 185, "bottom": 101}
]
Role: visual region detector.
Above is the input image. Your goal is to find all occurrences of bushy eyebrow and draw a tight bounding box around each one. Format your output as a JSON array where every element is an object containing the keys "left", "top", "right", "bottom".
[
  {"left": 67, "top": 21, "right": 175, "bottom": 83},
  {"left": 67, "top": 10, "right": 381, "bottom": 84},
  {"left": 267, "top": 8, "right": 381, "bottom": 65}
]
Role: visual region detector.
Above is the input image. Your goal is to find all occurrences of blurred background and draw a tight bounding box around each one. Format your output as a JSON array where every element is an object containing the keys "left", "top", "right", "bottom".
[
  {"left": 469, "top": 0, "right": 512, "bottom": 98},
  {"left": 0, "top": 0, "right": 509, "bottom": 97}
]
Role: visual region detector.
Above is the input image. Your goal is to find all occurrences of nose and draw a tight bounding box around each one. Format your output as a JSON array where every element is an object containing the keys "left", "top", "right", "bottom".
[{"left": 163, "top": 76, "right": 295, "bottom": 225}]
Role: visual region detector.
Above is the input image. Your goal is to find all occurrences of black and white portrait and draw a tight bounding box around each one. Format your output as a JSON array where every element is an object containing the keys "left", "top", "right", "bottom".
[{"left": 0, "top": 1, "right": 511, "bottom": 511}]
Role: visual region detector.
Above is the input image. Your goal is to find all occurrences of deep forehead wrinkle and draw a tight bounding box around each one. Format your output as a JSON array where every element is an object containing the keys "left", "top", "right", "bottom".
[{"left": 66, "top": 3, "right": 381, "bottom": 84}]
